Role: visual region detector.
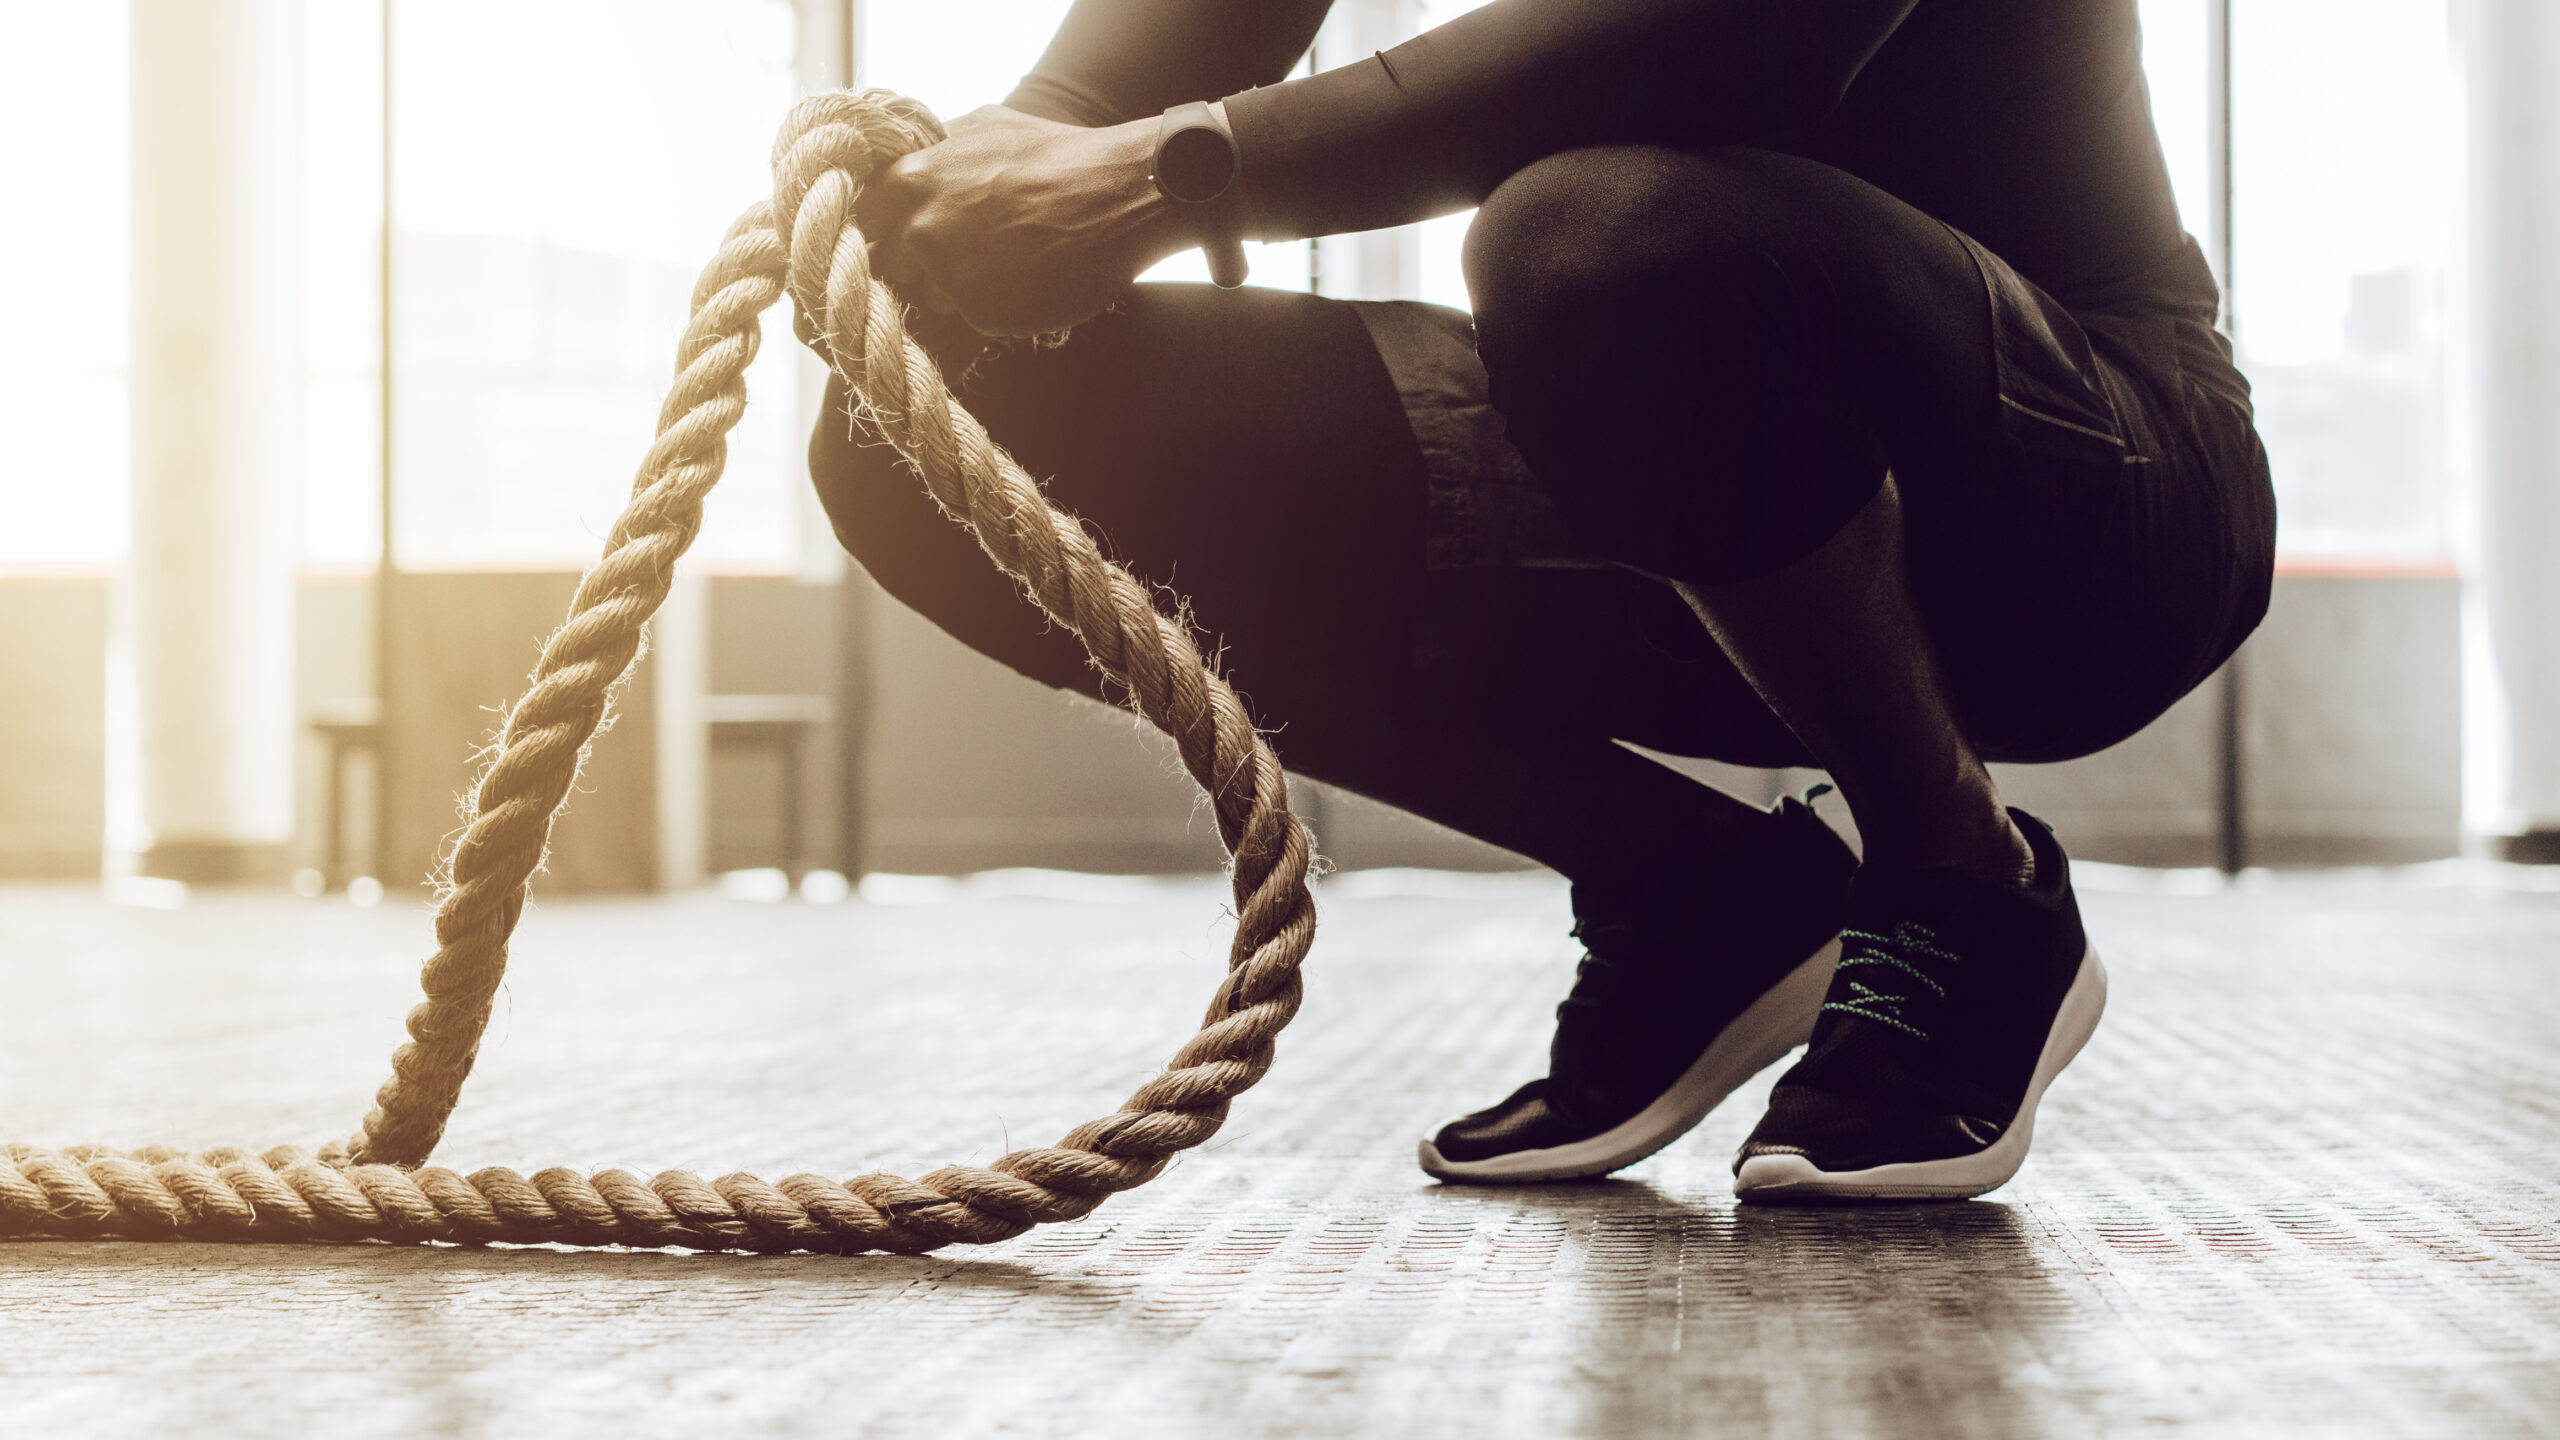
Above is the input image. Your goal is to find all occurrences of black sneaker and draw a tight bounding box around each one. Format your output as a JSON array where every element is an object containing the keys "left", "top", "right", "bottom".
[
  {"left": 1418, "top": 797, "right": 1857, "bottom": 1184},
  {"left": 1732, "top": 811, "right": 2107, "bottom": 1203}
]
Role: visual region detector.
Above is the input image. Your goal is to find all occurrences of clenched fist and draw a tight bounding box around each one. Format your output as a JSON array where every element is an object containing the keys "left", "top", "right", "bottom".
[{"left": 858, "top": 106, "right": 1207, "bottom": 336}]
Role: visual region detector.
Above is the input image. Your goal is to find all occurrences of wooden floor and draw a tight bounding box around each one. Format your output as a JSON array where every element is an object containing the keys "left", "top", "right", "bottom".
[{"left": 2, "top": 863, "right": 2557, "bottom": 1438}]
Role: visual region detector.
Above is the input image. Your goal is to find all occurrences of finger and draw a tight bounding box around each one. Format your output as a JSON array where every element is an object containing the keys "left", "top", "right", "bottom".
[
  {"left": 851, "top": 155, "right": 924, "bottom": 245},
  {"left": 868, "top": 235, "right": 953, "bottom": 311},
  {"left": 911, "top": 274, "right": 962, "bottom": 317},
  {"left": 867, "top": 237, "right": 924, "bottom": 293}
]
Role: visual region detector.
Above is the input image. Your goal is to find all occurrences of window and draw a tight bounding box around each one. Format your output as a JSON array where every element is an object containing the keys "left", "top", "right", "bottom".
[
  {"left": 2231, "top": 0, "right": 2454, "bottom": 560},
  {"left": 0, "top": 6, "right": 130, "bottom": 568},
  {"left": 4, "top": 2, "right": 2461, "bottom": 572},
  {"left": 304, "top": 0, "right": 386, "bottom": 568},
  {"left": 369, "top": 0, "right": 805, "bottom": 571}
]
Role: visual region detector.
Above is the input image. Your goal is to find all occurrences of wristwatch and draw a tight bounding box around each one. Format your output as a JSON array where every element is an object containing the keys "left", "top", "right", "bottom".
[{"left": 1153, "top": 100, "right": 1250, "bottom": 289}]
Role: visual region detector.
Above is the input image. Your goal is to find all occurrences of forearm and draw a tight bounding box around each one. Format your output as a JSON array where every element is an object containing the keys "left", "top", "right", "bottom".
[
  {"left": 1005, "top": 0, "right": 1334, "bottom": 125},
  {"left": 1226, "top": 0, "right": 1919, "bottom": 239},
  {"left": 875, "top": 0, "right": 1915, "bottom": 334}
]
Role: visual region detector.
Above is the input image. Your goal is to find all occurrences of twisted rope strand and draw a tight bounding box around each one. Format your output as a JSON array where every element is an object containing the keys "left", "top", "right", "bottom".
[{"left": 0, "top": 89, "right": 1316, "bottom": 1255}]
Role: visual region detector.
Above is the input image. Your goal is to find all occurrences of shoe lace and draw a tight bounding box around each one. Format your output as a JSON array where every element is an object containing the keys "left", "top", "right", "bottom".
[{"left": 1821, "top": 919, "right": 1961, "bottom": 1041}]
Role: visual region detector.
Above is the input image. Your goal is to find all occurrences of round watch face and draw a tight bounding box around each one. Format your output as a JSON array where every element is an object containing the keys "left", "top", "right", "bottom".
[{"left": 1156, "top": 124, "right": 1237, "bottom": 205}]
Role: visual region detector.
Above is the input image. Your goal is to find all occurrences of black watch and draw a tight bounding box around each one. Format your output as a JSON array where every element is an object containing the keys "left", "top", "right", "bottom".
[{"left": 1153, "top": 100, "right": 1250, "bottom": 289}]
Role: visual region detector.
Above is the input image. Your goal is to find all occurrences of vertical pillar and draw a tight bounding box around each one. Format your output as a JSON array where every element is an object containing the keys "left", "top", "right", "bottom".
[
  {"left": 802, "top": 0, "right": 874, "bottom": 880},
  {"left": 795, "top": 0, "right": 858, "bottom": 589},
  {"left": 126, "top": 0, "right": 305, "bottom": 882},
  {"left": 2455, "top": 0, "right": 2560, "bottom": 860},
  {"left": 2206, "top": 0, "right": 2246, "bottom": 873}
]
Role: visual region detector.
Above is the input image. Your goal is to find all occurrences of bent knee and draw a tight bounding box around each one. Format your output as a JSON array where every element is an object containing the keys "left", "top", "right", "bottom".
[{"left": 1465, "top": 146, "right": 1786, "bottom": 330}]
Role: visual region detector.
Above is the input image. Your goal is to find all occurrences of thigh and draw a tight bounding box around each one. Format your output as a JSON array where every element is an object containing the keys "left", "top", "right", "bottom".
[
  {"left": 1722, "top": 164, "right": 2273, "bottom": 758},
  {"left": 808, "top": 283, "right": 1428, "bottom": 746},
  {"left": 806, "top": 282, "right": 1811, "bottom": 784},
  {"left": 1467, "top": 144, "right": 2271, "bottom": 760},
  {"left": 1465, "top": 145, "right": 2004, "bottom": 586}
]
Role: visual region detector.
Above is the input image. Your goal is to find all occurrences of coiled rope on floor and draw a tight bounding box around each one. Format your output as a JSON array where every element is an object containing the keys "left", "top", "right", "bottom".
[{"left": 0, "top": 90, "right": 1315, "bottom": 1255}]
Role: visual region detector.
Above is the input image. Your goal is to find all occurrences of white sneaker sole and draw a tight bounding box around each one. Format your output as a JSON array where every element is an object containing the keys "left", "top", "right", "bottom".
[
  {"left": 1417, "top": 937, "right": 1842, "bottom": 1185},
  {"left": 1731, "top": 941, "right": 2108, "bottom": 1203}
]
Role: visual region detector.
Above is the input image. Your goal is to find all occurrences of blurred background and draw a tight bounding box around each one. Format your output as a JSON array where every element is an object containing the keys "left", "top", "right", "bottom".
[{"left": 0, "top": 0, "right": 2551, "bottom": 902}]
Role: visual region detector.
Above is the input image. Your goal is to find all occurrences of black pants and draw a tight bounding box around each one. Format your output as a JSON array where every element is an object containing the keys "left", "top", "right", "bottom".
[{"left": 809, "top": 145, "right": 2275, "bottom": 885}]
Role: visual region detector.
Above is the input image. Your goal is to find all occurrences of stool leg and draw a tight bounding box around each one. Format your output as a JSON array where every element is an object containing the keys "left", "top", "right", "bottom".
[
  {"left": 782, "top": 733, "right": 804, "bottom": 885},
  {"left": 324, "top": 738, "right": 346, "bottom": 888}
]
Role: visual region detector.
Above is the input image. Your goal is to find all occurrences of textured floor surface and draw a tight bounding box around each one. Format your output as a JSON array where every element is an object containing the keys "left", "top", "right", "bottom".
[{"left": 2, "top": 863, "right": 2557, "bottom": 1438}]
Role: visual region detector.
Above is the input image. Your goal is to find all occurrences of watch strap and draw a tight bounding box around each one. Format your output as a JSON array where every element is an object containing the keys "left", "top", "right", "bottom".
[{"left": 1154, "top": 100, "right": 1249, "bottom": 289}]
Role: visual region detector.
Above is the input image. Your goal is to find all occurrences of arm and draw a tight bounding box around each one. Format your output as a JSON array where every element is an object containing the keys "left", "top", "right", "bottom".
[
  {"left": 1006, "top": 0, "right": 1335, "bottom": 126},
  {"left": 1226, "top": 0, "right": 1922, "bottom": 237},
  {"left": 856, "top": 0, "right": 1329, "bottom": 333},
  {"left": 867, "top": 0, "right": 1917, "bottom": 334}
]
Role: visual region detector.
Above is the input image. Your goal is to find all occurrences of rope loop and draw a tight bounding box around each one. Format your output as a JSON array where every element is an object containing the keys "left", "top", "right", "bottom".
[{"left": 0, "top": 89, "right": 1318, "bottom": 1255}]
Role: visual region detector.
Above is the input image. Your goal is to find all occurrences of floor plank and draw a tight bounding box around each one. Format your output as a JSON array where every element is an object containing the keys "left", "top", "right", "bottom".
[{"left": 1, "top": 867, "right": 2555, "bottom": 1437}]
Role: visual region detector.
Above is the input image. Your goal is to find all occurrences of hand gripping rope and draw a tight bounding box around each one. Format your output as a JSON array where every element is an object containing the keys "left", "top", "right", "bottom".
[{"left": 0, "top": 91, "right": 1317, "bottom": 1255}]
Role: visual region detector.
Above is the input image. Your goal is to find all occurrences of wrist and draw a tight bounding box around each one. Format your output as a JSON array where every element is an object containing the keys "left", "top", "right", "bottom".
[
  {"left": 1100, "top": 118, "right": 1195, "bottom": 263},
  {"left": 1151, "top": 100, "right": 1251, "bottom": 287}
]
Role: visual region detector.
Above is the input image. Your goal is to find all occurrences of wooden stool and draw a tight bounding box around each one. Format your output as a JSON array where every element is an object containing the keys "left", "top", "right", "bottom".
[{"left": 706, "top": 693, "right": 833, "bottom": 880}]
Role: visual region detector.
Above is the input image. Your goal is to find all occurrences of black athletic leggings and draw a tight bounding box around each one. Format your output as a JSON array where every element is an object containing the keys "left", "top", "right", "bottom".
[{"left": 809, "top": 145, "right": 2274, "bottom": 886}]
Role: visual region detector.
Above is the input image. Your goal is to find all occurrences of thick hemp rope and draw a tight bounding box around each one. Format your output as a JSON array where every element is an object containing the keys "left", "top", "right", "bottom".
[{"left": 0, "top": 91, "right": 1316, "bottom": 1255}]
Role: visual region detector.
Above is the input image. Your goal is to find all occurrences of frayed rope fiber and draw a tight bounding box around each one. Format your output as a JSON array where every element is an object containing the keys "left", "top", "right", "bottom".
[{"left": 0, "top": 91, "right": 1316, "bottom": 1256}]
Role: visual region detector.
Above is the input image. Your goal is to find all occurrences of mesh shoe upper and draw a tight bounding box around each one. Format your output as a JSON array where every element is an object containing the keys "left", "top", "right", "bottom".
[
  {"left": 1737, "top": 811, "right": 2089, "bottom": 1176},
  {"left": 1429, "top": 797, "right": 1857, "bottom": 1165}
]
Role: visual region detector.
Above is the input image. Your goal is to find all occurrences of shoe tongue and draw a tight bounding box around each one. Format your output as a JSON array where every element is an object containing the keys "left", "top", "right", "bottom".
[{"left": 1847, "top": 832, "right": 2072, "bottom": 975}]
